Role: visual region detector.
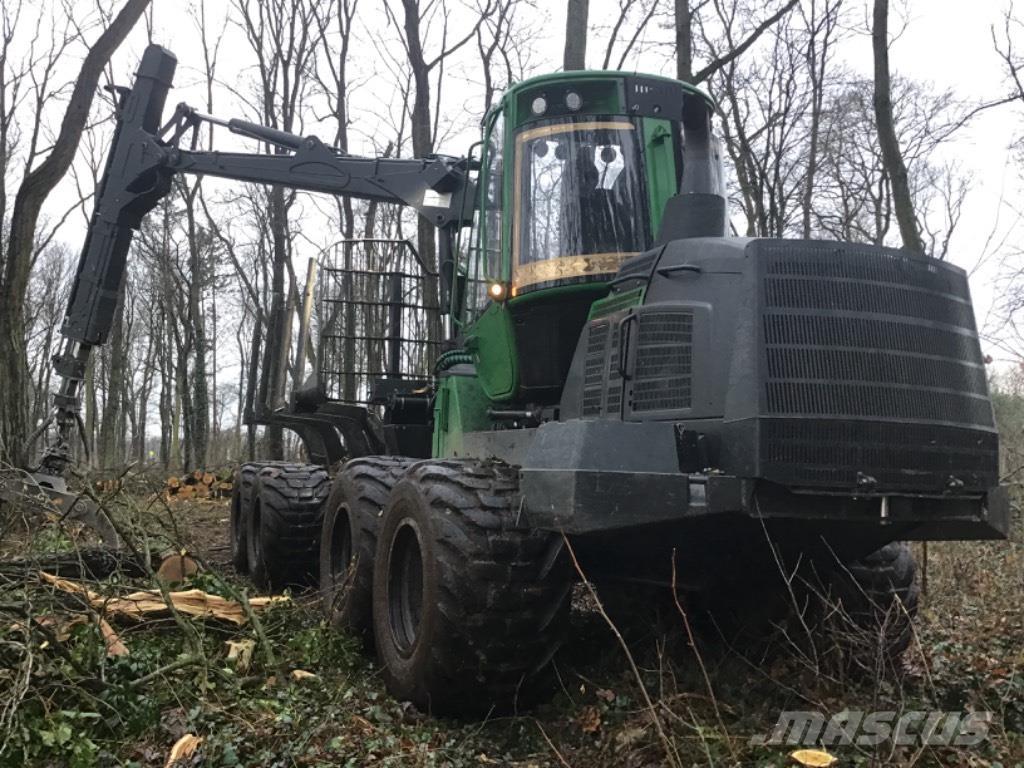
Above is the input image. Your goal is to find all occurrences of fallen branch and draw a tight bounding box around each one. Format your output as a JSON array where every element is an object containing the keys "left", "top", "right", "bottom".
[{"left": 38, "top": 571, "right": 286, "bottom": 625}]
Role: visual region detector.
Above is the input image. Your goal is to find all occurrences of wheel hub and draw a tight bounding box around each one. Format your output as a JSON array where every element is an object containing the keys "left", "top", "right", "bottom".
[{"left": 388, "top": 522, "right": 424, "bottom": 656}]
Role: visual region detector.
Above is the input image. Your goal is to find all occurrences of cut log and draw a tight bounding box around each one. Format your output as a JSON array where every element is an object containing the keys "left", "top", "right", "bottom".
[
  {"left": 202, "top": 472, "right": 215, "bottom": 486},
  {"left": 166, "top": 476, "right": 181, "bottom": 490},
  {"left": 0, "top": 548, "right": 149, "bottom": 580},
  {"left": 156, "top": 553, "right": 199, "bottom": 584}
]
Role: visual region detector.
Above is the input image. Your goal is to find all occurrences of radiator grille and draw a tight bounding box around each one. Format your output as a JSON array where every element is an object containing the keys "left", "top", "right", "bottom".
[
  {"left": 607, "top": 327, "right": 623, "bottom": 415},
  {"left": 582, "top": 321, "right": 609, "bottom": 417},
  {"left": 760, "top": 419, "right": 998, "bottom": 492},
  {"left": 765, "top": 278, "right": 977, "bottom": 329},
  {"left": 755, "top": 241, "right": 995, "bottom": 491},
  {"left": 632, "top": 311, "right": 693, "bottom": 412}
]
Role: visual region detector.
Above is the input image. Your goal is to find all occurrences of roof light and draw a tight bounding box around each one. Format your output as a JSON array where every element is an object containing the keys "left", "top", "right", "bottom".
[
  {"left": 531, "top": 96, "right": 547, "bottom": 116},
  {"left": 565, "top": 91, "right": 583, "bottom": 111}
]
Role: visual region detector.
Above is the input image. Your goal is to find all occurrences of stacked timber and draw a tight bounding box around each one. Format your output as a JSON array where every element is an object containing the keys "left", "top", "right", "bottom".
[{"left": 163, "top": 469, "right": 233, "bottom": 501}]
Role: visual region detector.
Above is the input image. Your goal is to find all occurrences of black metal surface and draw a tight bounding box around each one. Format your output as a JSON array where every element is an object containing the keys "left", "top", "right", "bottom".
[{"left": 755, "top": 240, "right": 997, "bottom": 493}]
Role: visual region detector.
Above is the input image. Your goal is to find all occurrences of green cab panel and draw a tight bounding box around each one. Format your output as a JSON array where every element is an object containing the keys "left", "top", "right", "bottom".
[
  {"left": 465, "top": 301, "right": 517, "bottom": 401},
  {"left": 433, "top": 372, "right": 493, "bottom": 457}
]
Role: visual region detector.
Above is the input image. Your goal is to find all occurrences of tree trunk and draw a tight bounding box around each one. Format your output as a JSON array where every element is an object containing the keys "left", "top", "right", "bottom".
[
  {"left": 564, "top": 0, "right": 589, "bottom": 70},
  {"left": 402, "top": 0, "right": 442, "bottom": 346},
  {"left": 183, "top": 184, "right": 210, "bottom": 467},
  {"left": 98, "top": 299, "right": 125, "bottom": 468},
  {"left": 675, "top": 0, "right": 692, "bottom": 81},
  {"left": 0, "top": 0, "right": 152, "bottom": 465},
  {"left": 264, "top": 185, "right": 288, "bottom": 459},
  {"left": 871, "top": 0, "right": 924, "bottom": 254}
]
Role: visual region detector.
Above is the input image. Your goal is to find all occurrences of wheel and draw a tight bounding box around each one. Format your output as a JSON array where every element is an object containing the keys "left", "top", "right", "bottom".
[
  {"left": 320, "top": 456, "right": 414, "bottom": 640},
  {"left": 372, "top": 460, "right": 573, "bottom": 715},
  {"left": 246, "top": 463, "right": 330, "bottom": 590},
  {"left": 810, "top": 542, "right": 920, "bottom": 667},
  {"left": 229, "top": 463, "right": 260, "bottom": 573}
]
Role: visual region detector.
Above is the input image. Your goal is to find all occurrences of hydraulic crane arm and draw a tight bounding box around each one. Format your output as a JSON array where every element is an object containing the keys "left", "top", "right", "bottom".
[{"left": 37, "top": 43, "right": 473, "bottom": 478}]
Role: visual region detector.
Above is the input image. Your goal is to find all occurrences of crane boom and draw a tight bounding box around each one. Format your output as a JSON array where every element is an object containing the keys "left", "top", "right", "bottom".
[{"left": 38, "top": 43, "right": 472, "bottom": 478}]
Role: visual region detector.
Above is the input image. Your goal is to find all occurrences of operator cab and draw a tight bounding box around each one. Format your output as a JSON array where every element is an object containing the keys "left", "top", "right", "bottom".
[{"left": 453, "top": 72, "right": 725, "bottom": 407}]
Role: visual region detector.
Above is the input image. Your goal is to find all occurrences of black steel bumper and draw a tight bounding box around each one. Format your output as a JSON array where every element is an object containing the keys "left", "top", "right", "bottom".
[{"left": 518, "top": 421, "right": 1010, "bottom": 539}]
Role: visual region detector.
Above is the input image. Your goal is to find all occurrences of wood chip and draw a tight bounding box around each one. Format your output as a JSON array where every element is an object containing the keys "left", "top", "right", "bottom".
[
  {"left": 791, "top": 749, "right": 838, "bottom": 767},
  {"left": 165, "top": 733, "right": 202, "bottom": 767},
  {"left": 98, "top": 617, "right": 129, "bottom": 656}
]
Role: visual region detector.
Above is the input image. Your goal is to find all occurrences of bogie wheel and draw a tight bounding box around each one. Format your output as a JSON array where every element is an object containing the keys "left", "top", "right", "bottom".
[
  {"left": 808, "top": 541, "right": 920, "bottom": 670},
  {"left": 246, "top": 463, "right": 331, "bottom": 590},
  {"left": 372, "top": 460, "right": 573, "bottom": 716},
  {"left": 319, "top": 456, "right": 415, "bottom": 641},
  {"left": 229, "top": 463, "right": 261, "bottom": 573}
]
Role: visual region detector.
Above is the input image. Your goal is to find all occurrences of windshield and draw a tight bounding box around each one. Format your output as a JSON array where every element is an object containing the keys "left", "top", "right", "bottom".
[{"left": 513, "top": 119, "right": 649, "bottom": 291}]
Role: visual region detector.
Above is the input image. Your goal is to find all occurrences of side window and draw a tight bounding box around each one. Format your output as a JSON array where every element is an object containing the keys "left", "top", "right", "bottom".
[{"left": 465, "top": 113, "right": 504, "bottom": 322}]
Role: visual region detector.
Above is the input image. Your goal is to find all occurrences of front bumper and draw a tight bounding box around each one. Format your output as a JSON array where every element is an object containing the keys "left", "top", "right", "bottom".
[{"left": 518, "top": 421, "right": 1009, "bottom": 539}]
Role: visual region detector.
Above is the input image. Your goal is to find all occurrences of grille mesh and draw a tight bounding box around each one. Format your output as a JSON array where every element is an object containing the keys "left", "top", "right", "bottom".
[
  {"left": 632, "top": 311, "right": 693, "bottom": 412},
  {"left": 760, "top": 419, "right": 997, "bottom": 492},
  {"left": 582, "top": 321, "right": 609, "bottom": 416},
  {"left": 756, "top": 241, "right": 995, "bottom": 491}
]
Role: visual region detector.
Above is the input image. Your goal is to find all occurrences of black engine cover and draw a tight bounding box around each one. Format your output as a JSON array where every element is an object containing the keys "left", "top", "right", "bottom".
[{"left": 560, "top": 237, "right": 999, "bottom": 495}]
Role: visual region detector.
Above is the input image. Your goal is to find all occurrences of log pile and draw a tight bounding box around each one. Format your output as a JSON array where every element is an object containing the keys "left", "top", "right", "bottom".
[{"left": 163, "top": 469, "right": 233, "bottom": 501}]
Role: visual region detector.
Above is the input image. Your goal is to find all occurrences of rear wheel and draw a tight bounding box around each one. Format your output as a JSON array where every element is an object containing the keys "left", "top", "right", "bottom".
[
  {"left": 319, "top": 456, "right": 414, "bottom": 640},
  {"left": 247, "top": 463, "right": 330, "bottom": 590},
  {"left": 372, "top": 460, "right": 573, "bottom": 715}
]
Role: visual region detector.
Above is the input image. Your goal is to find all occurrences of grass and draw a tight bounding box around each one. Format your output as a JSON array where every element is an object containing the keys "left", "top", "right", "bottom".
[{"left": 0, "top": 477, "right": 1021, "bottom": 767}]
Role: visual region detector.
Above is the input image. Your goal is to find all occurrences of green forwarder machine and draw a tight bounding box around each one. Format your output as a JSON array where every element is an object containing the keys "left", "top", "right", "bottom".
[{"left": 20, "top": 46, "right": 1008, "bottom": 714}]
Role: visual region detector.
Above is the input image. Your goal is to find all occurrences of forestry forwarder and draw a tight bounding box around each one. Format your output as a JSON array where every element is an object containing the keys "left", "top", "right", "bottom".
[{"left": 20, "top": 45, "right": 1011, "bottom": 714}]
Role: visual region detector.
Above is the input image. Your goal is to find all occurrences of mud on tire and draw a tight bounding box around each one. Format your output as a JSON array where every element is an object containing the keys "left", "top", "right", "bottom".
[
  {"left": 372, "top": 460, "right": 573, "bottom": 715},
  {"left": 247, "top": 463, "right": 330, "bottom": 590},
  {"left": 320, "top": 456, "right": 415, "bottom": 640}
]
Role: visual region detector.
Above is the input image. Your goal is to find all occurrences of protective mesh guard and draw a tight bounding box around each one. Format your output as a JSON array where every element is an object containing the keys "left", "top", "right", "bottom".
[
  {"left": 315, "top": 240, "right": 440, "bottom": 405},
  {"left": 755, "top": 240, "right": 997, "bottom": 492}
]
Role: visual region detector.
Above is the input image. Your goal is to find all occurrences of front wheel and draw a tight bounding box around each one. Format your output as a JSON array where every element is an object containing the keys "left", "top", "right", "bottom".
[
  {"left": 810, "top": 541, "right": 920, "bottom": 670},
  {"left": 372, "top": 460, "right": 573, "bottom": 715}
]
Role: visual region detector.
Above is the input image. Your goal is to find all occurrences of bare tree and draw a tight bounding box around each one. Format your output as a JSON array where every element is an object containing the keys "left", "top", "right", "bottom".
[
  {"left": 679, "top": 0, "right": 798, "bottom": 84},
  {"left": 0, "top": 0, "right": 151, "bottom": 465},
  {"left": 386, "top": 0, "right": 493, "bottom": 346},
  {"left": 234, "top": 0, "right": 325, "bottom": 459},
  {"left": 872, "top": 0, "right": 923, "bottom": 253},
  {"left": 564, "top": 0, "right": 589, "bottom": 70}
]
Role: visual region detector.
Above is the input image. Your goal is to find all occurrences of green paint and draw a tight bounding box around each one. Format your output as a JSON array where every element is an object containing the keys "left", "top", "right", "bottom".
[
  {"left": 509, "top": 281, "right": 608, "bottom": 307},
  {"left": 453, "top": 70, "right": 705, "bottom": 403},
  {"left": 432, "top": 372, "right": 493, "bottom": 457},
  {"left": 643, "top": 118, "right": 677, "bottom": 237},
  {"left": 464, "top": 301, "right": 517, "bottom": 401},
  {"left": 588, "top": 286, "right": 645, "bottom": 319}
]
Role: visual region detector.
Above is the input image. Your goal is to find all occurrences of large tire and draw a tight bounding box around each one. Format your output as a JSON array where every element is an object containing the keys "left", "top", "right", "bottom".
[
  {"left": 247, "top": 463, "right": 330, "bottom": 590},
  {"left": 229, "top": 463, "right": 261, "bottom": 573},
  {"left": 372, "top": 460, "right": 573, "bottom": 715},
  {"left": 811, "top": 542, "right": 920, "bottom": 667},
  {"left": 320, "top": 456, "right": 414, "bottom": 640}
]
